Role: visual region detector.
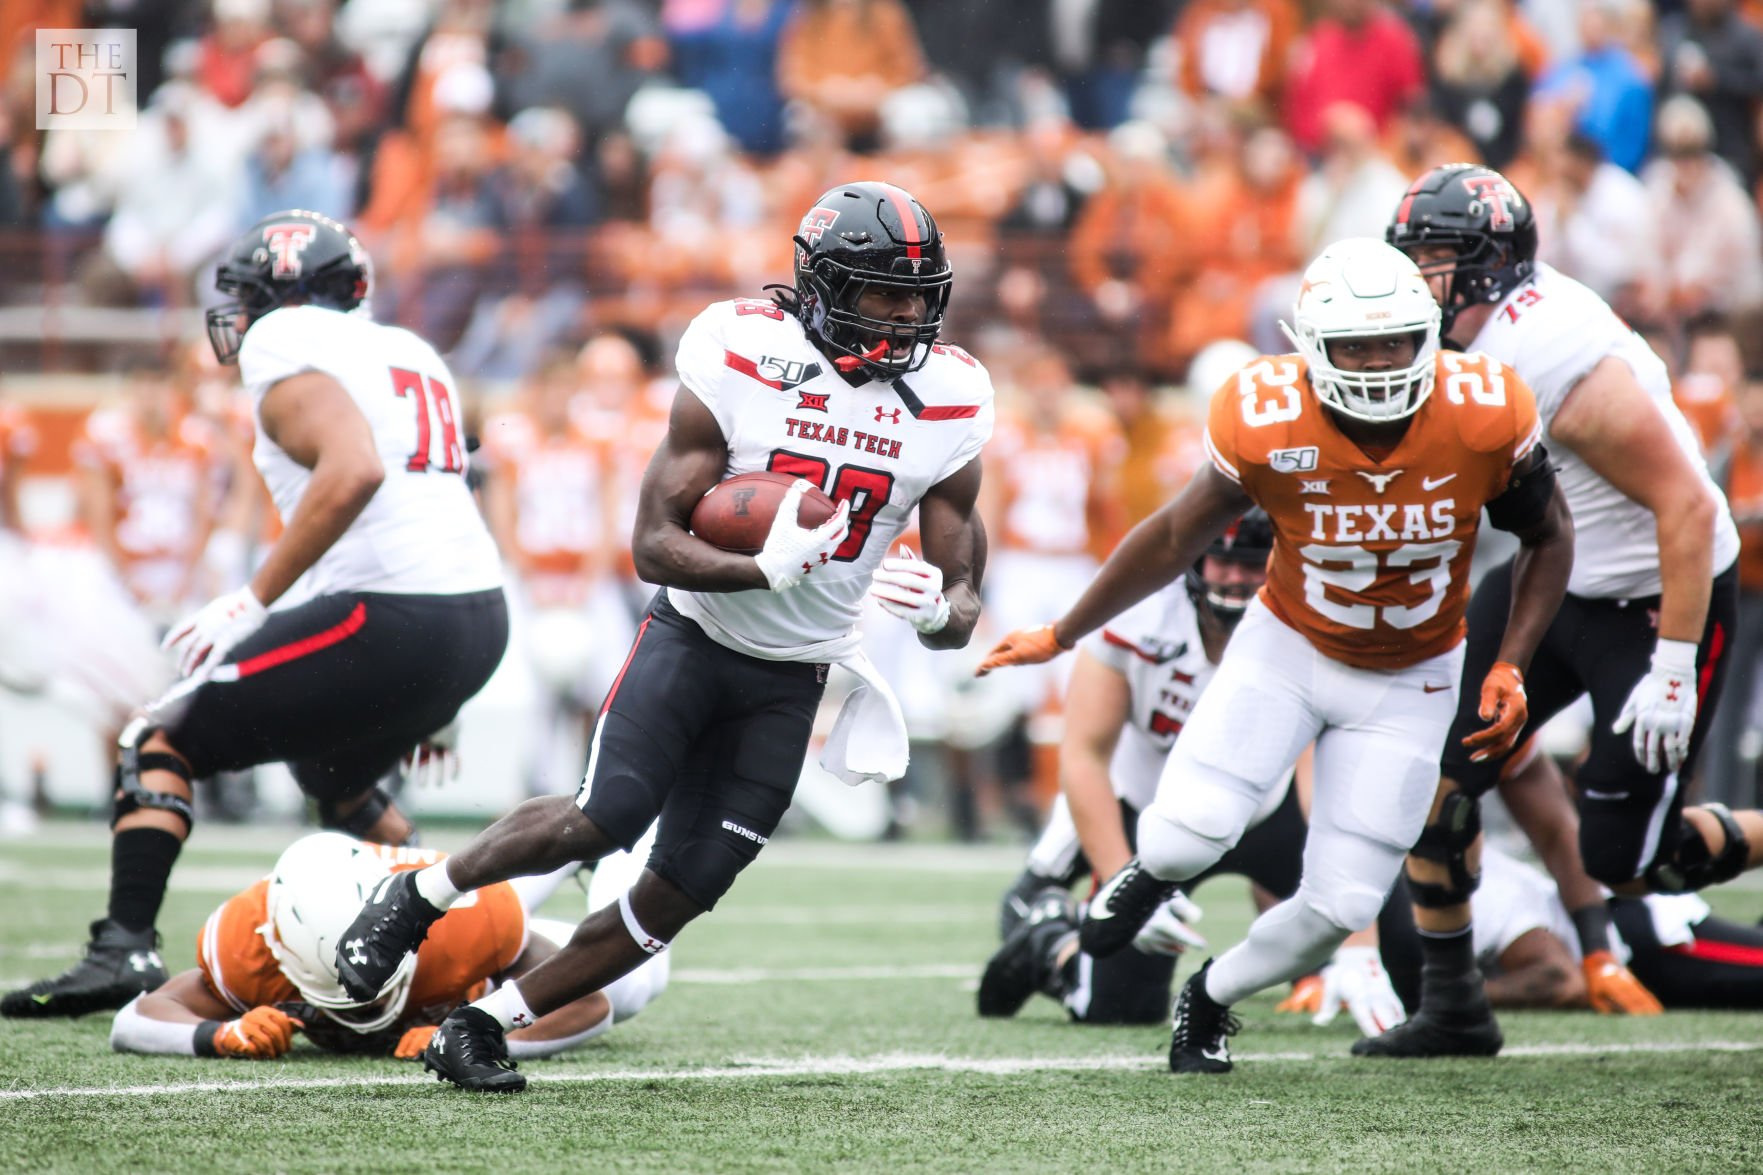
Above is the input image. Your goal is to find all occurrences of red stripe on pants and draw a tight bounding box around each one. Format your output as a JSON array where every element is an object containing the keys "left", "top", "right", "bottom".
[
  {"left": 1667, "top": 937, "right": 1763, "bottom": 968},
  {"left": 229, "top": 602, "right": 368, "bottom": 679},
  {"left": 599, "top": 617, "right": 651, "bottom": 717}
]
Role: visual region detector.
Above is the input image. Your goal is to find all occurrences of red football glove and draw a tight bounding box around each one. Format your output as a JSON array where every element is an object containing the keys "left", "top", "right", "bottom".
[
  {"left": 210, "top": 1006, "right": 301, "bottom": 1059},
  {"left": 975, "top": 625, "right": 1071, "bottom": 677},
  {"left": 1462, "top": 661, "right": 1526, "bottom": 763}
]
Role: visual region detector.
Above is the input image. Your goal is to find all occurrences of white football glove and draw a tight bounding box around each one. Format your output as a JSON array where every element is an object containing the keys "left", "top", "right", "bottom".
[
  {"left": 868, "top": 545, "right": 951, "bottom": 634},
  {"left": 401, "top": 720, "right": 460, "bottom": 789},
  {"left": 1131, "top": 890, "right": 1207, "bottom": 957},
  {"left": 1613, "top": 639, "right": 1699, "bottom": 774},
  {"left": 1312, "top": 945, "right": 1407, "bottom": 1036},
  {"left": 162, "top": 586, "right": 267, "bottom": 678},
  {"left": 752, "top": 480, "right": 851, "bottom": 592}
]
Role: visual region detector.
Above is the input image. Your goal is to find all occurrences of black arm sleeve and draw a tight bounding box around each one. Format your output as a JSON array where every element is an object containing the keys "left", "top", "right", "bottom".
[{"left": 1486, "top": 446, "right": 1558, "bottom": 534}]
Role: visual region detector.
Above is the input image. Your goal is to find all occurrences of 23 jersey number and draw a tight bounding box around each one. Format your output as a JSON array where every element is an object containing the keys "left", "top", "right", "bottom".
[{"left": 1299, "top": 540, "right": 1462, "bottom": 631}]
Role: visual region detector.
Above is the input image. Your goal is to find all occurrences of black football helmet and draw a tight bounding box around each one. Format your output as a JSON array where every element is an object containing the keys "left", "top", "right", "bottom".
[
  {"left": 1386, "top": 163, "right": 1536, "bottom": 334},
  {"left": 782, "top": 181, "right": 952, "bottom": 378},
  {"left": 1186, "top": 508, "right": 1273, "bottom": 630},
  {"left": 206, "top": 210, "right": 373, "bottom": 364}
]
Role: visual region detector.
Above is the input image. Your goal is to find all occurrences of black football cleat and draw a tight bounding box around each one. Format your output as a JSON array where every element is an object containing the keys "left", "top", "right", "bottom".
[
  {"left": 1351, "top": 1006, "right": 1503, "bottom": 1058},
  {"left": 1168, "top": 959, "right": 1240, "bottom": 1075},
  {"left": 424, "top": 1006, "right": 526, "bottom": 1092},
  {"left": 1079, "top": 857, "right": 1178, "bottom": 958},
  {"left": 977, "top": 888, "right": 1075, "bottom": 1018},
  {"left": 1, "top": 919, "right": 166, "bottom": 1018},
  {"left": 334, "top": 869, "right": 444, "bottom": 1003}
]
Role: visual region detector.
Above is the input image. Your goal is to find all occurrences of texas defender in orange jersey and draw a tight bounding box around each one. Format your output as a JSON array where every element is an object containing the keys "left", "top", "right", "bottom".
[
  {"left": 110, "top": 832, "right": 667, "bottom": 1061},
  {"left": 978, "top": 239, "right": 1574, "bottom": 1074}
]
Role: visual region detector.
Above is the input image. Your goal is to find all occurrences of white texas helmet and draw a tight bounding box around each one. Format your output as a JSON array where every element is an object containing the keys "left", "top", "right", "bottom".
[
  {"left": 258, "top": 832, "right": 418, "bottom": 1034},
  {"left": 1282, "top": 237, "right": 1441, "bottom": 422}
]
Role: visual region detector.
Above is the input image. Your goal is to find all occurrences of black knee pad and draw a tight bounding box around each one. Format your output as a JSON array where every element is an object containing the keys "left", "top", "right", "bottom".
[
  {"left": 1644, "top": 804, "right": 1750, "bottom": 894},
  {"left": 1406, "top": 791, "right": 1482, "bottom": 909},
  {"left": 318, "top": 785, "right": 414, "bottom": 845},
  {"left": 112, "top": 719, "right": 195, "bottom": 833}
]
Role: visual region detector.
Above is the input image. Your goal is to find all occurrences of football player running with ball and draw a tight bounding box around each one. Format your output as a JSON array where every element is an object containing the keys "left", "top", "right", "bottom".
[
  {"left": 3, "top": 212, "right": 508, "bottom": 1021},
  {"left": 330, "top": 182, "right": 993, "bottom": 1091},
  {"left": 980, "top": 238, "right": 1574, "bottom": 1073},
  {"left": 1357, "top": 164, "right": 1762, "bottom": 1058}
]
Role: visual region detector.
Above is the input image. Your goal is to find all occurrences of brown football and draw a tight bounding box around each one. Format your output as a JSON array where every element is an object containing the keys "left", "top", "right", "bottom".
[{"left": 690, "top": 470, "right": 837, "bottom": 556}]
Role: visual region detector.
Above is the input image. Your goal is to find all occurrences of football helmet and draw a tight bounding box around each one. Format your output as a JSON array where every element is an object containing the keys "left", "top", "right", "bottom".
[
  {"left": 1386, "top": 163, "right": 1536, "bottom": 334},
  {"left": 1283, "top": 238, "right": 1441, "bottom": 422},
  {"left": 1186, "top": 508, "right": 1273, "bottom": 630},
  {"left": 259, "top": 832, "right": 416, "bottom": 1035},
  {"left": 206, "top": 209, "right": 373, "bottom": 365},
  {"left": 782, "top": 181, "right": 952, "bottom": 378}
]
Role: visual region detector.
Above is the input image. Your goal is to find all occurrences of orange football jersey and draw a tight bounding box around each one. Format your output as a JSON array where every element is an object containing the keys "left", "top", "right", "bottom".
[
  {"left": 991, "top": 403, "right": 1128, "bottom": 559},
  {"left": 481, "top": 408, "right": 616, "bottom": 603},
  {"left": 1205, "top": 351, "right": 1541, "bottom": 670},
  {"left": 196, "top": 845, "right": 526, "bottom": 1024}
]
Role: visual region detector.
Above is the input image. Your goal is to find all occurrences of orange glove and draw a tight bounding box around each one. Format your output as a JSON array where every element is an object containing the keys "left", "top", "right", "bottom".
[
  {"left": 1583, "top": 951, "right": 1664, "bottom": 1015},
  {"left": 1275, "top": 974, "right": 1325, "bottom": 1015},
  {"left": 210, "top": 1006, "right": 300, "bottom": 1059},
  {"left": 1461, "top": 661, "right": 1526, "bottom": 763},
  {"left": 394, "top": 1025, "right": 439, "bottom": 1060},
  {"left": 975, "top": 624, "right": 1071, "bottom": 677}
]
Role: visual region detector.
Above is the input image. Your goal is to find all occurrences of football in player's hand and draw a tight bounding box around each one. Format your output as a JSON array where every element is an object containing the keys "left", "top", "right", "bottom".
[{"left": 690, "top": 471, "right": 837, "bottom": 555}]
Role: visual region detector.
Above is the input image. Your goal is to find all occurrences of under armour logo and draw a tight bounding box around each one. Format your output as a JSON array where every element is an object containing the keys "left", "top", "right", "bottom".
[
  {"left": 127, "top": 951, "right": 159, "bottom": 973},
  {"left": 345, "top": 937, "right": 368, "bottom": 966},
  {"left": 642, "top": 937, "right": 665, "bottom": 953},
  {"left": 1356, "top": 469, "right": 1405, "bottom": 494},
  {"left": 801, "top": 552, "right": 830, "bottom": 574},
  {"left": 875, "top": 406, "right": 901, "bottom": 424},
  {"left": 1666, "top": 679, "right": 1682, "bottom": 702},
  {"left": 510, "top": 1011, "right": 533, "bottom": 1028},
  {"left": 1301, "top": 479, "right": 1330, "bottom": 495}
]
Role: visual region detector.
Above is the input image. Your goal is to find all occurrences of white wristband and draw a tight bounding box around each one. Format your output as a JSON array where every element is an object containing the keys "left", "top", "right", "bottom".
[{"left": 1652, "top": 638, "right": 1698, "bottom": 676}]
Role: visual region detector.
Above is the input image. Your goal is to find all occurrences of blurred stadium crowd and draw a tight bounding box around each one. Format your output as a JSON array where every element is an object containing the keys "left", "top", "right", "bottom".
[{"left": 5, "top": 0, "right": 1763, "bottom": 838}]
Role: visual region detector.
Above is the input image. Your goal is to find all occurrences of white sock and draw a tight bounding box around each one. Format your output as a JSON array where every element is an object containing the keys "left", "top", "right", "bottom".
[
  {"left": 414, "top": 861, "right": 463, "bottom": 910},
  {"left": 472, "top": 981, "right": 537, "bottom": 1031}
]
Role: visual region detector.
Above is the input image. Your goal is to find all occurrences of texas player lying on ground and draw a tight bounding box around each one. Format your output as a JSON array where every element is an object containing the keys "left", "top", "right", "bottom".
[
  {"left": 111, "top": 832, "right": 666, "bottom": 1060},
  {"left": 978, "top": 237, "right": 1574, "bottom": 1073}
]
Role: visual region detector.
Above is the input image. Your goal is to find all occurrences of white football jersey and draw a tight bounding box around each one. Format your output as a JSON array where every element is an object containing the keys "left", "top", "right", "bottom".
[
  {"left": 1080, "top": 586, "right": 1221, "bottom": 812},
  {"left": 1466, "top": 262, "right": 1740, "bottom": 598},
  {"left": 238, "top": 306, "right": 503, "bottom": 603},
  {"left": 667, "top": 299, "right": 994, "bottom": 661},
  {"left": 1473, "top": 844, "right": 1709, "bottom": 969}
]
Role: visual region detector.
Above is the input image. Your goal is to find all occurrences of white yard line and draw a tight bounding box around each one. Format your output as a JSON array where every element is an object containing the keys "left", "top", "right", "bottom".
[{"left": 4, "top": 1041, "right": 1761, "bottom": 1102}]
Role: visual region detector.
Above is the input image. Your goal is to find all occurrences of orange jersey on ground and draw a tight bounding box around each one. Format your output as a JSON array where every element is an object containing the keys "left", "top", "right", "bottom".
[
  {"left": 1205, "top": 352, "right": 1541, "bottom": 669},
  {"left": 196, "top": 846, "right": 526, "bottom": 1024},
  {"left": 991, "top": 403, "right": 1128, "bottom": 558}
]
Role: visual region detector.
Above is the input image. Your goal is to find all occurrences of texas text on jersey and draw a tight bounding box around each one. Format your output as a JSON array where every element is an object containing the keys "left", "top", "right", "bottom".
[
  {"left": 239, "top": 305, "right": 502, "bottom": 604},
  {"left": 1204, "top": 350, "right": 1541, "bottom": 669},
  {"left": 670, "top": 296, "right": 993, "bottom": 660},
  {"left": 1464, "top": 261, "right": 1739, "bottom": 597}
]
